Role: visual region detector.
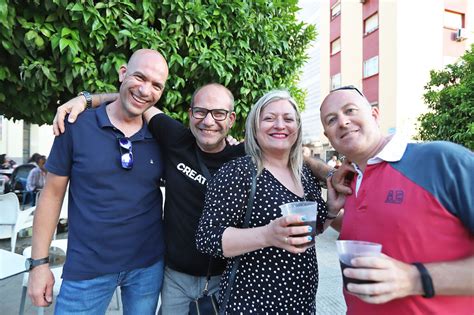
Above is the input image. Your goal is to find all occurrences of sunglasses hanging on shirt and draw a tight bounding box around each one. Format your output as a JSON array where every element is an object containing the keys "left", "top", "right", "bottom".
[{"left": 118, "top": 137, "right": 133, "bottom": 170}]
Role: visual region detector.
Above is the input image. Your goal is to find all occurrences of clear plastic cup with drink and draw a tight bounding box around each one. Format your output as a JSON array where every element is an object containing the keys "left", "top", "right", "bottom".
[
  {"left": 279, "top": 201, "right": 318, "bottom": 247},
  {"left": 336, "top": 240, "right": 382, "bottom": 290}
]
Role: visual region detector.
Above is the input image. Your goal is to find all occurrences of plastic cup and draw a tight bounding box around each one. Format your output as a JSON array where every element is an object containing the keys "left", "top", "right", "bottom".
[
  {"left": 279, "top": 201, "right": 318, "bottom": 246},
  {"left": 336, "top": 240, "right": 382, "bottom": 290}
]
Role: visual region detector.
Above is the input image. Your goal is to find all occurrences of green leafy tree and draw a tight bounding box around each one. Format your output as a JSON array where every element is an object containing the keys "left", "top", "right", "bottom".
[
  {"left": 417, "top": 45, "right": 474, "bottom": 149},
  {"left": 0, "top": 0, "right": 316, "bottom": 136}
]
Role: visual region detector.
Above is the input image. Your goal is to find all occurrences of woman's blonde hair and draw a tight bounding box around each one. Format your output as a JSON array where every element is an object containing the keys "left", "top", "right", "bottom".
[{"left": 245, "top": 90, "right": 303, "bottom": 180}]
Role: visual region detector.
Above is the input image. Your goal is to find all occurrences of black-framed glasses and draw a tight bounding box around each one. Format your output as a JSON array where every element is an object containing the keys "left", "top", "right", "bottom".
[
  {"left": 191, "top": 107, "right": 230, "bottom": 121},
  {"left": 332, "top": 85, "right": 364, "bottom": 97},
  {"left": 118, "top": 138, "right": 133, "bottom": 170}
]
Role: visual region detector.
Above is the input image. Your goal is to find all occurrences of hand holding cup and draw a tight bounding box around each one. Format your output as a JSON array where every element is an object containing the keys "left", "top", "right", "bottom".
[
  {"left": 336, "top": 240, "right": 382, "bottom": 291},
  {"left": 279, "top": 201, "right": 318, "bottom": 249}
]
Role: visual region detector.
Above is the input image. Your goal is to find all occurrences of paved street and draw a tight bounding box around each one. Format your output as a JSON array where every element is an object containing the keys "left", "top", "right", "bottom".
[
  {"left": 1, "top": 228, "right": 346, "bottom": 314},
  {"left": 315, "top": 227, "right": 347, "bottom": 314}
]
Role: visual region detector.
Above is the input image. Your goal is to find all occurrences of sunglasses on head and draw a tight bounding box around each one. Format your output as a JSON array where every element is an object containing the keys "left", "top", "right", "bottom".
[
  {"left": 332, "top": 85, "right": 364, "bottom": 97},
  {"left": 118, "top": 137, "right": 133, "bottom": 170}
]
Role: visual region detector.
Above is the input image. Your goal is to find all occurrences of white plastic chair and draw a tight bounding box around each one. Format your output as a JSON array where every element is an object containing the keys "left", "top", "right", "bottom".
[
  {"left": 0, "top": 177, "right": 5, "bottom": 194},
  {"left": 35, "top": 189, "right": 42, "bottom": 206},
  {"left": 59, "top": 188, "right": 68, "bottom": 222},
  {"left": 52, "top": 188, "right": 68, "bottom": 240},
  {"left": 0, "top": 192, "right": 35, "bottom": 252},
  {"left": 19, "top": 239, "right": 68, "bottom": 315},
  {"left": 18, "top": 239, "right": 121, "bottom": 314}
]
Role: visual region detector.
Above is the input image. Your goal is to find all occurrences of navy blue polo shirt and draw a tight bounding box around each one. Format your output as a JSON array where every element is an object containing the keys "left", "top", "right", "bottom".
[{"left": 46, "top": 104, "right": 165, "bottom": 280}]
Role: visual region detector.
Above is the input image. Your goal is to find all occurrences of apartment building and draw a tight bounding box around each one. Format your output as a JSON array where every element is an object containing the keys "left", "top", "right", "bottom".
[{"left": 301, "top": 0, "right": 473, "bottom": 159}]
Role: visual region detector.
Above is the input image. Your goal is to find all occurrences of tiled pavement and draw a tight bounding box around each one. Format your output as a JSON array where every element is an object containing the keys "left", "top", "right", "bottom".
[
  {"left": 315, "top": 227, "right": 347, "bottom": 314},
  {"left": 1, "top": 228, "right": 346, "bottom": 314}
]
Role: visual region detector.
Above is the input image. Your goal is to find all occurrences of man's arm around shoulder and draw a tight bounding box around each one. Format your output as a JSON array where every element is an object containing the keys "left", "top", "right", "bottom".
[
  {"left": 304, "top": 156, "right": 353, "bottom": 195},
  {"left": 53, "top": 93, "right": 166, "bottom": 135}
]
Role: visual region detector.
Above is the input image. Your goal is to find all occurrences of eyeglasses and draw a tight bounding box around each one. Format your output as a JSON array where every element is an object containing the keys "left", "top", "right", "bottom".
[
  {"left": 191, "top": 107, "right": 230, "bottom": 121},
  {"left": 332, "top": 85, "right": 364, "bottom": 97},
  {"left": 118, "top": 138, "right": 133, "bottom": 170}
]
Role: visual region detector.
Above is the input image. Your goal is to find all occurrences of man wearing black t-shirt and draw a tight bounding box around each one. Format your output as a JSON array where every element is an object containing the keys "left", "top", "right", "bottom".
[
  {"left": 54, "top": 83, "right": 343, "bottom": 314},
  {"left": 145, "top": 84, "right": 244, "bottom": 314}
]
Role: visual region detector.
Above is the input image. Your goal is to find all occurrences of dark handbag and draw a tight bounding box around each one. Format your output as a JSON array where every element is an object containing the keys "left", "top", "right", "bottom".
[
  {"left": 189, "top": 294, "right": 219, "bottom": 315},
  {"left": 188, "top": 272, "right": 219, "bottom": 315},
  {"left": 194, "top": 150, "right": 257, "bottom": 315}
]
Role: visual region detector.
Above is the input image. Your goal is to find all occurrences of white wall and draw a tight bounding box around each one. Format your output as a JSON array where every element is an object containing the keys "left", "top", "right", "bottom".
[
  {"left": 298, "top": 0, "right": 324, "bottom": 145},
  {"left": 0, "top": 117, "right": 24, "bottom": 163},
  {"left": 30, "top": 123, "right": 55, "bottom": 158},
  {"left": 394, "top": 0, "right": 445, "bottom": 138},
  {"left": 0, "top": 116, "right": 54, "bottom": 163},
  {"left": 340, "top": 0, "right": 363, "bottom": 87}
]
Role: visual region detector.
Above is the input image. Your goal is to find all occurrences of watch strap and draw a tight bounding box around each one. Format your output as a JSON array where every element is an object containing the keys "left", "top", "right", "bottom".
[
  {"left": 28, "top": 256, "right": 50, "bottom": 270},
  {"left": 78, "top": 91, "right": 92, "bottom": 109},
  {"left": 412, "top": 262, "right": 435, "bottom": 298}
]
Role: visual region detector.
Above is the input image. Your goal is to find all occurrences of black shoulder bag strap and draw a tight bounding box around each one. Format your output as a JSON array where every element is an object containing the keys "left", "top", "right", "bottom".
[
  {"left": 219, "top": 161, "right": 257, "bottom": 314},
  {"left": 194, "top": 147, "right": 215, "bottom": 295}
]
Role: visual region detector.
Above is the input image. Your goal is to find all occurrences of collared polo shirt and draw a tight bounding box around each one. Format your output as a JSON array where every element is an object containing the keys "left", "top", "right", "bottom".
[
  {"left": 340, "top": 135, "right": 474, "bottom": 314},
  {"left": 46, "top": 104, "right": 165, "bottom": 280}
]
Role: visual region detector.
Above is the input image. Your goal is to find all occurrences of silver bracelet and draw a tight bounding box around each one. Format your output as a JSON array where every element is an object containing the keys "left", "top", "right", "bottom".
[
  {"left": 326, "top": 168, "right": 337, "bottom": 179},
  {"left": 327, "top": 210, "right": 340, "bottom": 220}
]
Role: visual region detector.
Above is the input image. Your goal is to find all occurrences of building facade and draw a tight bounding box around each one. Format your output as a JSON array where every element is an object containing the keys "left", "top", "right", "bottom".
[
  {"left": 298, "top": 0, "right": 325, "bottom": 159},
  {"left": 301, "top": 0, "right": 473, "bottom": 158}
]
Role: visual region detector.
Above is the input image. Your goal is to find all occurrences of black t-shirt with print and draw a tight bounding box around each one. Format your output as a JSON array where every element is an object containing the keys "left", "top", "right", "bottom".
[{"left": 149, "top": 113, "right": 245, "bottom": 276}]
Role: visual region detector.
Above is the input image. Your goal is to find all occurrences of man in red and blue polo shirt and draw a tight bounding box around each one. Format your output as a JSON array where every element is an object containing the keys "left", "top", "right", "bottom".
[{"left": 321, "top": 86, "right": 474, "bottom": 315}]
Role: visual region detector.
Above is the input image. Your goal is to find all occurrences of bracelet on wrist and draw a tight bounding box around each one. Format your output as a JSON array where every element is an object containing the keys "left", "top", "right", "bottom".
[
  {"left": 412, "top": 262, "right": 435, "bottom": 298},
  {"left": 326, "top": 168, "right": 337, "bottom": 179},
  {"left": 327, "top": 210, "right": 340, "bottom": 220}
]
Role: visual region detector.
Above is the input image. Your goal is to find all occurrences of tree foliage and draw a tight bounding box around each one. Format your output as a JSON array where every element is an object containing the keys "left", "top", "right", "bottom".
[
  {"left": 417, "top": 45, "right": 474, "bottom": 149},
  {"left": 0, "top": 0, "right": 316, "bottom": 136}
]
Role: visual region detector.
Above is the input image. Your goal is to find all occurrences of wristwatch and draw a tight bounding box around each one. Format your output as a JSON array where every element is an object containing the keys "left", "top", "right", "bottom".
[
  {"left": 25, "top": 256, "right": 50, "bottom": 271},
  {"left": 78, "top": 91, "right": 92, "bottom": 109}
]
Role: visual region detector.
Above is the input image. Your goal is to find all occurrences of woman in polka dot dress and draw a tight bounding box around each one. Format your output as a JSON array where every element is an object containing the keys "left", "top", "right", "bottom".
[{"left": 197, "top": 90, "right": 345, "bottom": 314}]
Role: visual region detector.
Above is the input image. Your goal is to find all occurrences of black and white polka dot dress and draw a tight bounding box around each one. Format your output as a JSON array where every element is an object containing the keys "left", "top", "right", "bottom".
[{"left": 197, "top": 156, "right": 328, "bottom": 314}]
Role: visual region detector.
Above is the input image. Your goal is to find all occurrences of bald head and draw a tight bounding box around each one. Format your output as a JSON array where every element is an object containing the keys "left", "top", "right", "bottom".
[
  {"left": 321, "top": 88, "right": 371, "bottom": 112},
  {"left": 127, "top": 49, "right": 169, "bottom": 78},
  {"left": 191, "top": 83, "right": 234, "bottom": 111},
  {"left": 187, "top": 83, "right": 236, "bottom": 153},
  {"left": 116, "top": 49, "right": 169, "bottom": 118},
  {"left": 320, "top": 87, "right": 383, "bottom": 164}
]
